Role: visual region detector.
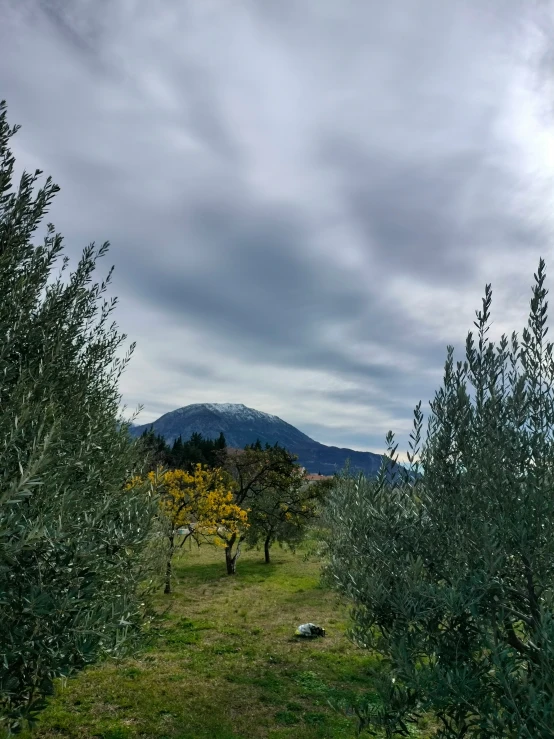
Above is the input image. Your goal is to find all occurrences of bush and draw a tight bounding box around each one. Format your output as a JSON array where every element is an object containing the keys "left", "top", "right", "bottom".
[
  {"left": 323, "top": 260, "right": 554, "bottom": 737},
  {"left": 0, "top": 101, "right": 163, "bottom": 734}
]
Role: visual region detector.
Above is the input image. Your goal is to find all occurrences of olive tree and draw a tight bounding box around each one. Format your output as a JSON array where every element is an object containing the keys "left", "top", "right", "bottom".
[
  {"left": 245, "top": 473, "right": 332, "bottom": 564},
  {"left": 0, "top": 101, "right": 163, "bottom": 734},
  {"left": 214, "top": 441, "right": 304, "bottom": 573},
  {"left": 323, "top": 259, "right": 554, "bottom": 738}
]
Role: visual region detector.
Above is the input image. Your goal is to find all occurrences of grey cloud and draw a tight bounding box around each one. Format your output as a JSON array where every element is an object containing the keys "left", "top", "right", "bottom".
[
  {"left": 38, "top": 0, "right": 97, "bottom": 54},
  {"left": 1, "top": 0, "right": 552, "bottom": 458},
  {"left": 316, "top": 130, "right": 544, "bottom": 290},
  {"left": 177, "top": 64, "right": 244, "bottom": 163}
]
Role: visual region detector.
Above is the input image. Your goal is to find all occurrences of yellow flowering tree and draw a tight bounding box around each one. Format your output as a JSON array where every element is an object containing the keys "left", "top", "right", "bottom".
[
  {"left": 126, "top": 463, "right": 248, "bottom": 593},
  {"left": 208, "top": 466, "right": 254, "bottom": 575}
]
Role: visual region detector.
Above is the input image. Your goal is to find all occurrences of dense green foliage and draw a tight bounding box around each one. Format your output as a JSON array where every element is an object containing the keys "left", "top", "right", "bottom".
[
  {"left": 134, "top": 430, "right": 324, "bottom": 573},
  {"left": 243, "top": 441, "right": 331, "bottom": 563},
  {"left": 324, "top": 260, "right": 554, "bottom": 737},
  {"left": 213, "top": 439, "right": 306, "bottom": 573},
  {"left": 0, "top": 101, "right": 163, "bottom": 734},
  {"left": 137, "top": 428, "right": 227, "bottom": 474}
]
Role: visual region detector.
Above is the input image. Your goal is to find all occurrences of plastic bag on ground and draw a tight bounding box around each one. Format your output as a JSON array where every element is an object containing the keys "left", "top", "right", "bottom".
[{"left": 295, "top": 623, "right": 326, "bottom": 637}]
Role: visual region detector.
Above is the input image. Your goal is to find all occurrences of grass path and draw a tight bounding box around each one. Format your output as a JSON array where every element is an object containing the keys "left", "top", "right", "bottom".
[{"left": 21, "top": 543, "right": 436, "bottom": 739}]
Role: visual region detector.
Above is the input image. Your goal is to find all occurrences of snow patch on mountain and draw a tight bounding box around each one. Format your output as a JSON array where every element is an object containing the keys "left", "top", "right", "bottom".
[{"left": 202, "top": 403, "right": 281, "bottom": 422}]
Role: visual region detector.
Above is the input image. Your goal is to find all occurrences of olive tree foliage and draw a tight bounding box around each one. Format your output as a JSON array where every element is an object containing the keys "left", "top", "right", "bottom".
[
  {"left": 0, "top": 101, "right": 164, "bottom": 734},
  {"left": 323, "top": 260, "right": 554, "bottom": 738}
]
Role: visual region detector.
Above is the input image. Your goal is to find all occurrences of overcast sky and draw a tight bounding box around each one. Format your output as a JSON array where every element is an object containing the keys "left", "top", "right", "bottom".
[{"left": 3, "top": 0, "right": 554, "bottom": 462}]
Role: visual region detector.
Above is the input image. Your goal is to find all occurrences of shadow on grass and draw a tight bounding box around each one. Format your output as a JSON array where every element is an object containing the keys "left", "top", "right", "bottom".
[{"left": 172, "top": 555, "right": 281, "bottom": 587}]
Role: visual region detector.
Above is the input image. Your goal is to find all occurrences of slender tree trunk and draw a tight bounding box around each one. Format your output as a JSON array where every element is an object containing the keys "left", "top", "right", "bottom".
[
  {"left": 164, "top": 533, "right": 175, "bottom": 594},
  {"left": 225, "top": 546, "right": 237, "bottom": 575},
  {"left": 264, "top": 534, "right": 272, "bottom": 564},
  {"left": 225, "top": 532, "right": 242, "bottom": 575}
]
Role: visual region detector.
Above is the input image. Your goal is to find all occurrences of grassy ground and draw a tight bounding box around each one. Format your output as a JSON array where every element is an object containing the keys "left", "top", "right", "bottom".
[{"left": 21, "top": 542, "right": 437, "bottom": 739}]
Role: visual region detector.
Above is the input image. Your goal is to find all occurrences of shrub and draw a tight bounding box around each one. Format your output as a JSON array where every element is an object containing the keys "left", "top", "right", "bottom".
[
  {"left": 324, "top": 259, "right": 554, "bottom": 737},
  {"left": 0, "top": 101, "right": 163, "bottom": 734}
]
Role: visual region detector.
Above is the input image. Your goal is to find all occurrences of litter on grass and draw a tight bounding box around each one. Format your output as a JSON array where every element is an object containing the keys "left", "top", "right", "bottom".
[{"left": 295, "top": 623, "right": 326, "bottom": 638}]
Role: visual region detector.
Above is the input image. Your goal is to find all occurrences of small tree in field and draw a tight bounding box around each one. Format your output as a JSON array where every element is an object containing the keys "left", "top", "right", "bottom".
[
  {"left": 0, "top": 101, "right": 162, "bottom": 734},
  {"left": 127, "top": 464, "right": 248, "bottom": 593},
  {"left": 215, "top": 441, "right": 306, "bottom": 573},
  {"left": 245, "top": 469, "right": 330, "bottom": 564},
  {"left": 324, "top": 259, "right": 554, "bottom": 738}
]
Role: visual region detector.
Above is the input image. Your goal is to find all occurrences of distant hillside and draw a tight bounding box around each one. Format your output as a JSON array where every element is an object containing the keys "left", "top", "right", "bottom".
[{"left": 127, "top": 402, "right": 393, "bottom": 478}]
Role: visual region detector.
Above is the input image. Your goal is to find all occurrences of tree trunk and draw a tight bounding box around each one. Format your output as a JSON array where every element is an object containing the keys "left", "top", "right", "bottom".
[
  {"left": 164, "top": 533, "right": 175, "bottom": 594},
  {"left": 264, "top": 534, "right": 272, "bottom": 564},
  {"left": 225, "top": 546, "right": 237, "bottom": 575},
  {"left": 225, "top": 532, "right": 242, "bottom": 575}
]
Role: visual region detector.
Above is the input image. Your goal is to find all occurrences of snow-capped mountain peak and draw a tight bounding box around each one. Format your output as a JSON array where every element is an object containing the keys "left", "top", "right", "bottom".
[
  {"left": 127, "top": 401, "right": 388, "bottom": 477},
  {"left": 202, "top": 403, "right": 280, "bottom": 422}
]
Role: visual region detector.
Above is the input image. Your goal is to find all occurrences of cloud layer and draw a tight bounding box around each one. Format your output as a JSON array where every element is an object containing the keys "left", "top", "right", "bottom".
[{"left": 2, "top": 0, "right": 554, "bottom": 460}]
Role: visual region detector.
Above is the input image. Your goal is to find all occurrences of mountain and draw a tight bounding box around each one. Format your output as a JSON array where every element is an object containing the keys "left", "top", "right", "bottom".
[{"left": 126, "top": 402, "right": 390, "bottom": 478}]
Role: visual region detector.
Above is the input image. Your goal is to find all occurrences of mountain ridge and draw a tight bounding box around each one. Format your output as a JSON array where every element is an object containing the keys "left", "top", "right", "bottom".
[{"left": 126, "top": 402, "right": 387, "bottom": 477}]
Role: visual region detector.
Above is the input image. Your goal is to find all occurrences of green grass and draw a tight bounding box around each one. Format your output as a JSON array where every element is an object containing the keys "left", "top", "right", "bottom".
[{"left": 20, "top": 544, "right": 437, "bottom": 739}]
